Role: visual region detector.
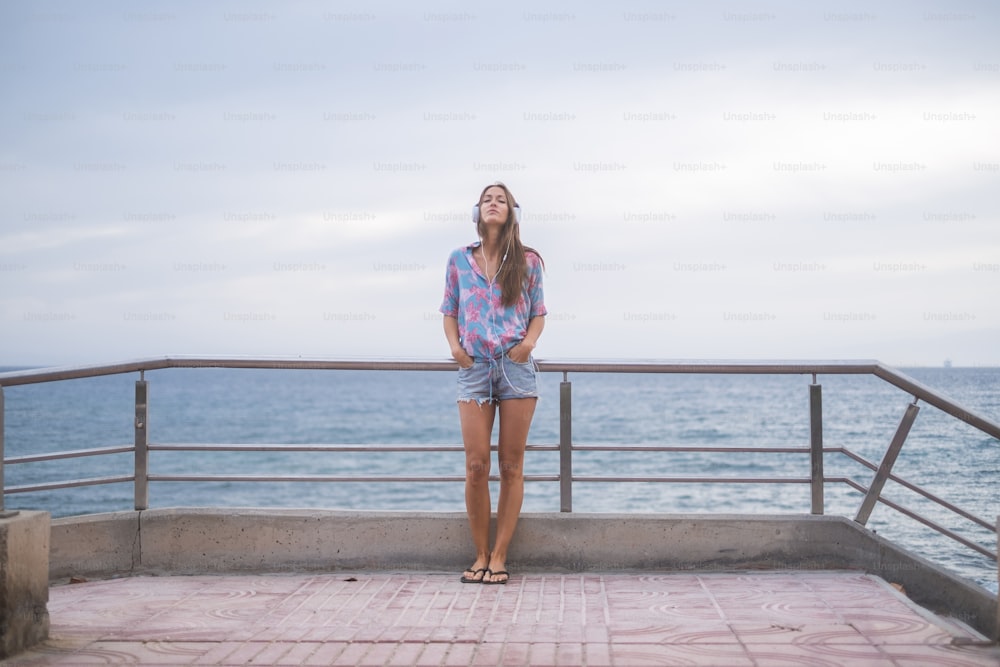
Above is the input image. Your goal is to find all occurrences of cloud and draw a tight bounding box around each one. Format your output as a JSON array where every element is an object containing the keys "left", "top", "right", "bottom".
[{"left": 2, "top": 0, "right": 998, "bottom": 367}]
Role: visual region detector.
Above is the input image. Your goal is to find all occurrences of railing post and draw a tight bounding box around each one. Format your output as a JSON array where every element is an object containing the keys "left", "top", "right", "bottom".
[
  {"left": 0, "top": 385, "right": 18, "bottom": 518},
  {"left": 809, "top": 378, "right": 824, "bottom": 515},
  {"left": 0, "top": 385, "right": 10, "bottom": 517},
  {"left": 134, "top": 375, "right": 149, "bottom": 511},
  {"left": 559, "top": 372, "right": 572, "bottom": 512},
  {"left": 1, "top": 385, "right": 4, "bottom": 513},
  {"left": 855, "top": 398, "right": 920, "bottom": 525}
]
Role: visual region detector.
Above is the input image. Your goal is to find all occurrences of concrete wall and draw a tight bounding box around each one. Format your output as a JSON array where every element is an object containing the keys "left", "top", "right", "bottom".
[
  {"left": 0, "top": 511, "right": 49, "bottom": 658},
  {"left": 50, "top": 510, "right": 139, "bottom": 578},
  {"left": 49, "top": 509, "right": 998, "bottom": 639}
]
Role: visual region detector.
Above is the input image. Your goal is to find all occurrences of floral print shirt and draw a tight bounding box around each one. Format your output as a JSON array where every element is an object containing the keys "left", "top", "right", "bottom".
[{"left": 440, "top": 241, "right": 547, "bottom": 359}]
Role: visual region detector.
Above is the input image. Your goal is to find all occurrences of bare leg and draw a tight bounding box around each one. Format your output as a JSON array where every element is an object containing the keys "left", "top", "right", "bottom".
[
  {"left": 458, "top": 400, "right": 496, "bottom": 580},
  {"left": 486, "top": 397, "right": 536, "bottom": 583}
]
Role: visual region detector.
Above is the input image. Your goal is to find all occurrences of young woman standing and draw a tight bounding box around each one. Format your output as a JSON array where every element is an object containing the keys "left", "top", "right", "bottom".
[{"left": 440, "top": 182, "right": 546, "bottom": 584}]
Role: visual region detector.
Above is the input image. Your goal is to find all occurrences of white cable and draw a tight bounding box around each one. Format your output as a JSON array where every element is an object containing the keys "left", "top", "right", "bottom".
[{"left": 482, "top": 239, "right": 532, "bottom": 397}]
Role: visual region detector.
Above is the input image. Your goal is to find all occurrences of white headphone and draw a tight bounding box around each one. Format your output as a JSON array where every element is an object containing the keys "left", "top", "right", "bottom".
[{"left": 472, "top": 203, "right": 521, "bottom": 225}]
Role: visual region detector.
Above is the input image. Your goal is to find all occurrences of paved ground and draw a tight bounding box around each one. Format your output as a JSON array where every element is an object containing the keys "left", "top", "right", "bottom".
[{"left": 6, "top": 570, "right": 999, "bottom": 666}]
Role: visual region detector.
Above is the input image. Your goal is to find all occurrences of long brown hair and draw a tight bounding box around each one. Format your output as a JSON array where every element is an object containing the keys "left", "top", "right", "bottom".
[{"left": 475, "top": 182, "right": 544, "bottom": 307}]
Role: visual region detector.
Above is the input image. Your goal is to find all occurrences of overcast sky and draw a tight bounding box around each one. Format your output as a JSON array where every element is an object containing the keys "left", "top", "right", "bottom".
[{"left": 1, "top": 0, "right": 997, "bottom": 368}]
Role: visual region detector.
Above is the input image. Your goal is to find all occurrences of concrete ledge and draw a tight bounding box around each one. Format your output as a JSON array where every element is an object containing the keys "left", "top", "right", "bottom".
[
  {"left": 139, "top": 508, "right": 471, "bottom": 573},
  {"left": 50, "top": 511, "right": 139, "bottom": 580},
  {"left": 0, "top": 511, "right": 50, "bottom": 658},
  {"left": 49, "top": 508, "right": 998, "bottom": 638}
]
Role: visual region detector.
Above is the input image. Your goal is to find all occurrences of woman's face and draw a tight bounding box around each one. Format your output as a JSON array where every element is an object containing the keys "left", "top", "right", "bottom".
[{"left": 479, "top": 186, "right": 511, "bottom": 226}]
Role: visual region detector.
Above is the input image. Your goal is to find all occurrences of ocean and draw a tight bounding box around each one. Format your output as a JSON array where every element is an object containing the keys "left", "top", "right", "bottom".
[{"left": 2, "top": 364, "right": 998, "bottom": 592}]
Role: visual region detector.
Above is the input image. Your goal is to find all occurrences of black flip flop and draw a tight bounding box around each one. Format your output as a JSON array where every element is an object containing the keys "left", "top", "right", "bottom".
[
  {"left": 460, "top": 567, "right": 488, "bottom": 584},
  {"left": 482, "top": 568, "right": 509, "bottom": 585}
]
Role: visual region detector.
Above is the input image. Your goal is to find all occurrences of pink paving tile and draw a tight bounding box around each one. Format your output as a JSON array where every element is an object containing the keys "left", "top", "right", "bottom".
[
  {"left": 730, "top": 620, "right": 870, "bottom": 645},
  {"left": 848, "top": 610, "right": 961, "bottom": 645},
  {"left": 582, "top": 623, "right": 611, "bottom": 643},
  {"left": 715, "top": 572, "right": 817, "bottom": 590},
  {"left": 297, "top": 626, "right": 339, "bottom": 642},
  {"left": 383, "top": 642, "right": 428, "bottom": 667},
  {"left": 190, "top": 641, "right": 244, "bottom": 664},
  {"left": 469, "top": 642, "right": 505, "bottom": 666},
  {"left": 276, "top": 641, "right": 326, "bottom": 666},
  {"left": 410, "top": 642, "right": 452, "bottom": 665},
  {"left": 584, "top": 641, "right": 614, "bottom": 667},
  {"left": 480, "top": 622, "right": 511, "bottom": 644},
  {"left": 615, "top": 601, "right": 724, "bottom": 621},
  {"left": 321, "top": 622, "right": 366, "bottom": 642},
  {"left": 245, "top": 641, "right": 301, "bottom": 666},
  {"left": 743, "top": 642, "right": 895, "bottom": 666},
  {"left": 358, "top": 641, "right": 402, "bottom": 665},
  {"left": 247, "top": 622, "right": 312, "bottom": 642},
  {"left": 554, "top": 641, "right": 584, "bottom": 665},
  {"left": 486, "top": 642, "right": 525, "bottom": 666},
  {"left": 300, "top": 640, "right": 349, "bottom": 666},
  {"left": 522, "top": 641, "right": 556, "bottom": 665},
  {"left": 611, "top": 641, "right": 755, "bottom": 666},
  {"left": 717, "top": 600, "right": 843, "bottom": 623},
  {"left": 607, "top": 621, "right": 707, "bottom": 643},
  {"left": 327, "top": 640, "right": 372, "bottom": 666},
  {"left": 440, "top": 642, "right": 478, "bottom": 666},
  {"left": 55, "top": 641, "right": 205, "bottom": 665},
  {"left": 653, "top": 622, "right": 745, "bottom": 644},
  {"left": 816, "top": 591, "right": 915, "bottom": 612},
  {"left": 214, "top": 639, "right": 274, "bottom": 665}
]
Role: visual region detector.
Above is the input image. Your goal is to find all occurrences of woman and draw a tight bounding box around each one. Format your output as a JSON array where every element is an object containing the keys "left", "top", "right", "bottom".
[{"left": 440, "top": 182, "right": 546, "bottom": 585}]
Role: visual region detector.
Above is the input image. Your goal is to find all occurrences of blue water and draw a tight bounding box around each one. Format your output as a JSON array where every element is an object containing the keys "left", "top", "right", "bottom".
[{"left": 2, "top": 365, "right": 997, "bottom": 592}]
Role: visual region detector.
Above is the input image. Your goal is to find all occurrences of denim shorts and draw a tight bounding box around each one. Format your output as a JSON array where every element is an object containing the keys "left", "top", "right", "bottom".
[{"left": 457, "top": 353, "right": 538, "bottom": 404}]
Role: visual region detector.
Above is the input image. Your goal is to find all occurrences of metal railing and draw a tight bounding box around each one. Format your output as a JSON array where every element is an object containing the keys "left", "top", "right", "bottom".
[{"left": 1, "top": 356, "right": 998, "bottom": 564}]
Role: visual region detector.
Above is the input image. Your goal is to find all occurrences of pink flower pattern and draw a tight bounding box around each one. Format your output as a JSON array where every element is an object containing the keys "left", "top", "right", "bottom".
[{"left": 440, "top": 242, "right": 547, "bottom": 359}]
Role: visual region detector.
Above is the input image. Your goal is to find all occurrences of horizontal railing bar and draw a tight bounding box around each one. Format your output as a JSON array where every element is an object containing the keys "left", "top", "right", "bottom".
[
  {"left": 826, "top": 476, "right": 996, "bottom": 559},
  {"left": 6, "top": 475, "right": 135, "bottom": 493},
  {"left": 3, "top": 472, "right": 902, "bottom": 495},
  {"left": 540, "top": 359, "right": 883, "bottom": 375},
  {"left": 147, "top": 443, "right": 559, "bottom": 453},
  {"left": 572, "top": 476, "right": 811, "bottom": 484},
  {"left": 838, "top": 477, "right": 870, "bottom": 495},
  {"left": 825, "top": 476, "right": 864, "bottom": 489},
  {"left": 144, "top": 444, "right": 829, "bottom": 455},
  {"left": 148, "top": 474, "right": 561, "bottom": 483},
  {"left": 0, "top": 356, "right": 886, "bottom": 387},
  {"left": 835, "top": 447, "right": 879, "bottom": 471},
  {"left": 831, "top": 448, "right": 996, "bottom": 533},
  {"left": 6, "top": 445, "right": 135, "bottom": 464},
  {"left": 0, "top": 359, "right": 174, "bottom": 385},
  {"left": 875, "top": 493, "right": 997, "bottom": 561},
  {"left": 886, "top": 473, "right": 997, "bottom": 533},
  {"left": 573, "top": 445, "right": 811, "bottom": 454},
  {"left": 0, "top": 357, "right": 460, "bottom": 386}
]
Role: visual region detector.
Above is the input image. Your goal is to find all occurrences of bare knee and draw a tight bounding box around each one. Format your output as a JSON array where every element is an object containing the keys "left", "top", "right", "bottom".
[
  {"left": 498, "top": 459, "right": 523, "bottom": 484},
  {"left": 467, "top": 458, "right": 491, "bottom": 484}
]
